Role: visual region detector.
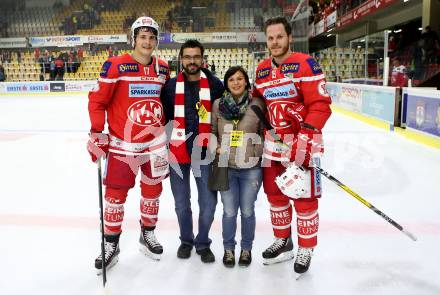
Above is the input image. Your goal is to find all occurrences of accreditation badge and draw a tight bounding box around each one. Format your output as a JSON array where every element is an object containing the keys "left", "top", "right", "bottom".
[
  {"left": 230, "top": 130, "right": 244, "bottom": 147},
  {"left": 196, "top": 102, "right": 208, "bottom": 122}
]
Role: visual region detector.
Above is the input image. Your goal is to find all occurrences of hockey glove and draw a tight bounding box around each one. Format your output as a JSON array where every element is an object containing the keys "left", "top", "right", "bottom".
[
  {"left": 290, "top": 124, "right": 323, "bottom": 168},
  {"left": 87, "top": 132, "right": 109, "bottom": 163},
  {"left": 285, "top": 103, "right": 307, "bottom": 135}
]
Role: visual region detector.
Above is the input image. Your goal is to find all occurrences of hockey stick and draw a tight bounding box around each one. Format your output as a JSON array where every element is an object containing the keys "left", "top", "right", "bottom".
[
  {"left": 97, "top": 157, "right": 107, "bottom": 287},
  {"left": 251, "top": 105, "right": 417, "bottom": 242}
]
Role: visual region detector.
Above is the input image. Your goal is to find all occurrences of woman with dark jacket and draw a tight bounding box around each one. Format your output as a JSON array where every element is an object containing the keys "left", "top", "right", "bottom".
[{"left": 211, "top": 66, "right": 265, "bottom": 267}]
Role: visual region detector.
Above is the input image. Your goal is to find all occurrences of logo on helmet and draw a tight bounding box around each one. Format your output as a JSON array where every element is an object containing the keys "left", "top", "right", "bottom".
[{"left": 142, "top": 18, "right": 152, "bottom": 25}]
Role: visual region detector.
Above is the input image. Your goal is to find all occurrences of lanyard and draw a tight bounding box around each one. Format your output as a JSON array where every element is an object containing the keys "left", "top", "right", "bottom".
[{"left": 232, "top": 119, "right": 239, "bottom": 130}]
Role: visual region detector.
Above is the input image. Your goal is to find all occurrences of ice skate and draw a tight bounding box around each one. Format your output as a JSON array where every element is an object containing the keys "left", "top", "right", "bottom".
[
  {"left": 294, "top": 247, "right": 314, "bottom": 279},
  {"left": 139, "top": 225, "right": 163, "bottom": 260},
  {"left": 95, "top": 233, "right": 121, "bottom": 275},
  {"left": 262, "top": 237, "right": 294, "bottom": 265}
]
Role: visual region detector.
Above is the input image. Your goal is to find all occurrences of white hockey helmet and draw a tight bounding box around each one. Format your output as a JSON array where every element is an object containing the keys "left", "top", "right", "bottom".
[
  {"left": 131, "top": 16, "right": 160, "bottom": 47},
  {"left": 275, "top": 164, "right": 310, "bottom": 199}
]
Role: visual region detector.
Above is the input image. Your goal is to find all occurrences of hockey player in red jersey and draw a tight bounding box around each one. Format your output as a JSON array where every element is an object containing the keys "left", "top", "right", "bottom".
[
  {"left": 253, "top": 17, "right": 332, "bottom": 275},
  {"left": 390, "top": 58, "right": 408, "bottom": 87},
  {"left": 87, "top": 16, "right": 170, "bottom": 273}
]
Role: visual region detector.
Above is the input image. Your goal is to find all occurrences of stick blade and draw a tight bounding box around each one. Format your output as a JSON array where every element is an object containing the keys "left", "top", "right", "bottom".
[
  {"left": 103, "top": 284, "right": 112, "bottom": 295},
  {"left": 403, "top": 229, "right": 417, "bottom": 241}
]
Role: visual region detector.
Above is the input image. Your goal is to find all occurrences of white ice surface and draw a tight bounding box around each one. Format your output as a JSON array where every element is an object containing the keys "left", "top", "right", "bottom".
[{"left": 0, "top": 94, "right": 439, "bottom": 295}]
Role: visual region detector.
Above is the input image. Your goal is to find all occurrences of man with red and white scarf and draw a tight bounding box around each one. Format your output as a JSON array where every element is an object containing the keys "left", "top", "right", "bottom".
[
  {"left": 87, "top": 16, "right": 170, "bottom": 273},
  {"left": 253, "top": 17, "right": 332, "bottom": 276},
  {"left": 161, "top": 40, "right": 224, "bottom": 263}
]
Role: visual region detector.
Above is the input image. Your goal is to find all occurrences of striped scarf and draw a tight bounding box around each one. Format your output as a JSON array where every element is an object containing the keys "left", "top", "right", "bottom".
[
  {"left": 218, "top": 91, "right": 249, "bottom": 121},
  {"left": 170, "top": 70, "right": 211, "bottom": 163}
]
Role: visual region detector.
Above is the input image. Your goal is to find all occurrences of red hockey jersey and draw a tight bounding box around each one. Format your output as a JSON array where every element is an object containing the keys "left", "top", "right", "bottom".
[
  {"left": 88, "top": 53, "right": 170, "bottom": 155},
  {"left": 253, "top": 52, "right": 332, "bottom": 161},
  {"left": 390, "top": 65, "right": 408, "bottom": 87}
]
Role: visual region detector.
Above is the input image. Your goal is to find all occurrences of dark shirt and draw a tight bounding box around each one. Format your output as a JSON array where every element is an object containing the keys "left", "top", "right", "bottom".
[
  {"left": 0, "top": 66, "right": 5, "bottom": 81},
  {"left": 161, "top": 68, "right": 224, "bottom": 158},
  {"left": 422, "top": 30, "right": 440, "bottom": 51}
]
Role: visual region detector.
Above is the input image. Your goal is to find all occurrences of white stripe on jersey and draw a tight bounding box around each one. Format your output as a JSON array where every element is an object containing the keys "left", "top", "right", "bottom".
[
  {"left": 255, "top": 74, "right": 325, "bottom": 89},
  {"left": 108, "top": 133, "right": 167, "bottom": 154},
  {"left": 300, "top": 74, "right": 325, "bottom": 82},
  {"left": 255, "top": 77, "right": 292, "bottom": 89},
  {"left": 98, "top": 76, "right": 166, "bottom": 84}
]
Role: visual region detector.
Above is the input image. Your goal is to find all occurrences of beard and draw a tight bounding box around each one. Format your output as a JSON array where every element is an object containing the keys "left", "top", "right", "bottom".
[
  {"left": 270, "top": 42, "right": 290, "bottom": 58},
  {"left": 183, "top": 63, "right": 201, "bottom": 75}
]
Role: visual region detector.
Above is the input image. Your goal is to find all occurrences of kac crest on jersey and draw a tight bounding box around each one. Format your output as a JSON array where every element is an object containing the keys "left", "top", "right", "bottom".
[
  {"left": 127, "top": 99, "right": 163, "bottom": 127},
  {"left": 267, "top": 101, "right": 297, "bottom": 128}
]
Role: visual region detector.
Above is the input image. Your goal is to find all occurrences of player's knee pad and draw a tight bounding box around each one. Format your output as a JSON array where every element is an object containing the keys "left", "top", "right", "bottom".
[
  {"left": 267, "top": 194, "right": 290, "bottom": 207},
  {"left": 140, "top": 182, "right": 162, "bottom": 198},
  {"left": 294, "top": 198, "right": 318, "bottom": 213},
  {"left": 104, "top": 187, "right": 129, "bottom": 204}
]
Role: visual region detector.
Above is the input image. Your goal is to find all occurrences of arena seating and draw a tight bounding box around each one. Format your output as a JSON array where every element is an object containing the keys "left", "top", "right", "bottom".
[
  {"left": 230, "top": 7, "right": 282, "bottom": 31},
  {"left": 1, "top": 46, "right": 269, "bottom": 82},
  {"left": 4, "top": 7, "right": 59, "bottom": 37},
  {"left": 65, "top": 47, "right": 263, "bottom": 81},
  {"left": 0, "top": 0, "right": 287, "bottom": 82},
  {"left": 1, "top": 51, "right": 40, "bottom": 81}
]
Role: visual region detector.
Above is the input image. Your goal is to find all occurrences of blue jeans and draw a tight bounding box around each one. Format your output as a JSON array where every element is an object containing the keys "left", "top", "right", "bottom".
[
  {"left": 170, "top": 163, "right": 217, "bottom": 250},
  {"left": 221, "top": 167, "right": 262, "bottom": 251}
]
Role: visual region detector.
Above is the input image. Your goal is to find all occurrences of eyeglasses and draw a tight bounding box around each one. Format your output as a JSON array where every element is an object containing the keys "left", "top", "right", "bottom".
[{"left": 182, "top": 55, "right": 203, "bottom": 61}]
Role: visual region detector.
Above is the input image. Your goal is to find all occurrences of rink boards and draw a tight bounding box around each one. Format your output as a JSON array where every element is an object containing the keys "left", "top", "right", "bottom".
[{"left": 1, "top": 80, "right": 439, "bottom": 149}]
